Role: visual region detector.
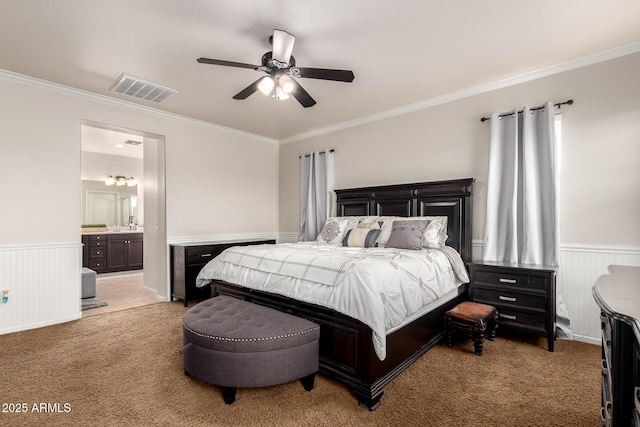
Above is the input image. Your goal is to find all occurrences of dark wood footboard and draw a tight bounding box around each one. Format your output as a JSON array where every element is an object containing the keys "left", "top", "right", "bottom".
[{"left": 211, "top": 280, "right": 467, "bottom": 410}]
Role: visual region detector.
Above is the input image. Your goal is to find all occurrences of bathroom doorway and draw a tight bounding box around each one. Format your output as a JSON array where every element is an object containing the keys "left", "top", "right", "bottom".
[{"left": 80, "top": 121, "right": 167, "bottom": 314}]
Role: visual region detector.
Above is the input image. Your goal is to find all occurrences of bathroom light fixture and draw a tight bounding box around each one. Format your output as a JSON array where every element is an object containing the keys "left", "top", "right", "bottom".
[{"left": 105, "top": 175, "right": 136, "bottom": 186}]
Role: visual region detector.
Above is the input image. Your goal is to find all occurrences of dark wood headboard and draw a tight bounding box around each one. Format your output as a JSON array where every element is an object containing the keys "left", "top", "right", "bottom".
[{"left": 335, "top": 178, "right": 474, "bottom": 262}]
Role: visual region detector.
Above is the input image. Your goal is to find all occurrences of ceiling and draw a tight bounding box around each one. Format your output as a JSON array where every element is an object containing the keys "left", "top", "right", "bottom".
[{"left": 2, "top": 1, "right": 640, "bottom": 142}]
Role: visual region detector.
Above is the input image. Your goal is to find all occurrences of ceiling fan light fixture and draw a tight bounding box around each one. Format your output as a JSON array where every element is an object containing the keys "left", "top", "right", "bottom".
[
  {"left": 274, "top": 85, "right": 290, "bottom": 101},
  {"left": 279, "top": 75, "right": 295, "bottom": 94},
  {"left": 258, "top": 76, "right": 275, "bottom": 95}
]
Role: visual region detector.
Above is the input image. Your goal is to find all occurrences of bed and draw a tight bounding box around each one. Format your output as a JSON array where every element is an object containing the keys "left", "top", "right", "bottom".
[{"left": 196, "top": 178, "right": 474, "bottom": 410}]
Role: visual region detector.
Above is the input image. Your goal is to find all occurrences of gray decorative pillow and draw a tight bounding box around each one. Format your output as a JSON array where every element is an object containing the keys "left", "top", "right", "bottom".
[
  {"left": 385, "top": 220, "right": 430, "bottom": 250},
  {"left": 343, "top": 228, "right": 382, "bottom": 248}
]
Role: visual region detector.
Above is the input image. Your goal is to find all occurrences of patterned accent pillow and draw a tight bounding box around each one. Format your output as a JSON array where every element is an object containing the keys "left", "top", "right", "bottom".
[
  {"left": 342, "top": 228, "right": 382, "bottom": 248},
  {"left": 316, "top": 219, "right": 350, "bottom": 245},
  {"left": 385, "top": 220, "right": 430, "bottom": 250}
]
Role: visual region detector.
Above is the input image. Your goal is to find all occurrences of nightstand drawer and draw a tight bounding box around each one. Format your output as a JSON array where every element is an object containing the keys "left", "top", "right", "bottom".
[
  {"left": 473, "top": 287, "right": 547, "bottom": 310},
  {"left": 497, "top": 307, "right": 546, "bottom": 330},
  {"left": 475, "top": 270, "right": 547, "bottom": 293}
]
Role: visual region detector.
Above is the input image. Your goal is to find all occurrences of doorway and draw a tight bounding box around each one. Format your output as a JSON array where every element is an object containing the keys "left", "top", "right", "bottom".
[{"left": 80, "top": 121, "right": 167, "bottom": 314}]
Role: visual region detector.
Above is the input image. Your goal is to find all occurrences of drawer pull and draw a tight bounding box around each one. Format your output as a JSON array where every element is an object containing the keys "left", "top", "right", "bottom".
[
  {"left": 499, "top": 278, "right": 517, "bottom": 284},
  {"left": 635, "top": 387, "right": 639, "bottom": 413},
  {"left": 499, "top": 295, "right": 517, "bottom": 302},
  {"left": 499, "top": 313, "right": 517, "bottom": 320},
  {"left": 201, "top": 253, "right": 212, "bottom": 258}
]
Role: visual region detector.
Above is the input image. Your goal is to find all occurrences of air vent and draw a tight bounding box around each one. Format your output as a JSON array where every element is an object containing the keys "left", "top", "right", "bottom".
[
  {"left": 124, "top": 140, "right": 142, "bottom": 146},
  {"left": 110, "top": 73, "right": 178, "bottom": 103}
]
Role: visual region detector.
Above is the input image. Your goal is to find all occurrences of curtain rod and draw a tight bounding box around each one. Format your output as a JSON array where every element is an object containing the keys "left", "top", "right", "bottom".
[
  {"left": 480, "top": 99, "right": 573, "bottom": 122},
  {"left": 299, "top": 149, "right": 335, "bottom": 159}
]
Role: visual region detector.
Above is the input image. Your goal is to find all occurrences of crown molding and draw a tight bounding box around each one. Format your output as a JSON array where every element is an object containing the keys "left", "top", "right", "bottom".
[
  {"left": 0, "top": 68, "right": 279, "bottom": 146},
  {"left": 280, "top": 40, "right": 640, "bottom": 145},
  {"left": 2, "top": 39, "right": 639, "bottom": 147}
]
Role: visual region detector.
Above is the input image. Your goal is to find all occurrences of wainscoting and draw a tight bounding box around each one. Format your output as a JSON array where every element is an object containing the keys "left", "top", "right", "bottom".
[
  {"left": 2, "top": 237, "right": 638, "bottom": 343},
  {"left": 0, "top": 243, "right": 82, "bottom": 335}
]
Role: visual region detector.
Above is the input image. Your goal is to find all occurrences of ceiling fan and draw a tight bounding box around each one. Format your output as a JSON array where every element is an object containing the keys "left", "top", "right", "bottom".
[{"left": 197, "top": 29, "right": 355, "bottom": 108}]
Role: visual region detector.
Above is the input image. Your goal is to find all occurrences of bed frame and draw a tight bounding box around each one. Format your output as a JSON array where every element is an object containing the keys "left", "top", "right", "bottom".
[{"left": 211, "top": 178, "right": 474, "bottom": 410}]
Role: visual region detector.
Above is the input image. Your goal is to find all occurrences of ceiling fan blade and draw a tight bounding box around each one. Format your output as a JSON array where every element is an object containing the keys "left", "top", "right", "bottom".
[
  {"left": 293, "top": 67, "right": 355, "bottom": 82},
  {"left": 271, "top": 29, "right": 295, "bottom": 65},
  {"left": 197, "top": 57, "right": 260, "bottom": 70},
  {"left": 290, "top": 78, "right": 316, "bottom": 108},
  {"left": 232, "top": 78, "right": 264, "bottom": 100}
]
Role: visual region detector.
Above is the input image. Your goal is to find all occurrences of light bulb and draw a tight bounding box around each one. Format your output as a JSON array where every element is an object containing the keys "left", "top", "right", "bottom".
[
  {"left": 258, "top": 77, "right": 274, "bottom": 95},
  {"left": 275, "top": 86, "right": 290, "bottom": 100},
  {"left": 279, "top": 76, "right": 295, "bottom": 94}
]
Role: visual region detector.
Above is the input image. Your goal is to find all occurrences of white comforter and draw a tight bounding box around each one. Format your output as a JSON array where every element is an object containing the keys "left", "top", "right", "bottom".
[{"left": 196, "top": 242, "right": 469, "bottom": 360}]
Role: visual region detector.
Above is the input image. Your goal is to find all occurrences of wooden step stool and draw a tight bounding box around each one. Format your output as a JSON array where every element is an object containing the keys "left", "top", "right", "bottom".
[{"left": 444, "top": 301, "right": 498, "bottom": 356}]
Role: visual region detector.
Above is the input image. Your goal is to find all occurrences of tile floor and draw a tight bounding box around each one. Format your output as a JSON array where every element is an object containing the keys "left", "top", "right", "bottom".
[{"left": 83, "top": 271, "right": 159, "bottom": 317}]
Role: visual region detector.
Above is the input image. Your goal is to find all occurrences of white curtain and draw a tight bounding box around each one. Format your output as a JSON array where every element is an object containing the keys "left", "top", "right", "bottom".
[
  {"left": 484, "top": 102, "right": 571, "bottom": 338},
  {"left": 299, "top": 149, "right": 334, "bottom": 241}
]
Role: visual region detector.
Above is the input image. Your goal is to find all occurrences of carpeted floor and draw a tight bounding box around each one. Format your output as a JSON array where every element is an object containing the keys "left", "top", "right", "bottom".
[{"left": 0, "top": 301, "right": 600, "bottom": 426}]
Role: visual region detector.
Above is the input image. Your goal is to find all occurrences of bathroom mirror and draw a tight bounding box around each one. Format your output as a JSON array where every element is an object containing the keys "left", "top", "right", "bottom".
[{"left": 81, "top": 180, "right": 138, "bottom": 226}]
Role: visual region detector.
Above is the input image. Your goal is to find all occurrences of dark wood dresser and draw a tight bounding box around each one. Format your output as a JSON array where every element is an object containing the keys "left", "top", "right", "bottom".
[
  {"left": 170, "top": 239, "right": 275, "bottom": 307},
  {"left": 469, "top": 261, "right": 557, "bottom": 351},
  {"left": 593, "top": 265, "right": 640, "bottom": 427}
]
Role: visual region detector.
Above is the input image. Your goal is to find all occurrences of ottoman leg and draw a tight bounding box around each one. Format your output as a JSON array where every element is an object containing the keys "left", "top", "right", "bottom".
[
  {"left": 488, "top": 312, "right": 498, "bottom": 341},
  {"left": 300, "top": 373, "right": 316, "bottom": 391},
  {"left": 220, "top": 386, "right": 237, "bottom": 405},
  {"left": 445, "top": 318, "right": 454, "bottom": 348}
]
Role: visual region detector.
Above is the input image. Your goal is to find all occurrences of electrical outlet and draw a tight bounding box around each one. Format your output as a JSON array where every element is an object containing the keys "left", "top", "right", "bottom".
[{"left": 2, "top": 290, "right": 8, "bottom": 303}]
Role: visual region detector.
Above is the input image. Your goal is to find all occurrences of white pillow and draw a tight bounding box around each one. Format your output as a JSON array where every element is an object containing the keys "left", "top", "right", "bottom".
[
  {"left": 316, "top": 219, "right": 350, "bottom": 245},
  {"left": 329, "top": 216, "right": 378, "bottom": 230},
  {"left": 421, "top": 216, "right": 448, "bottom": 248},
  {"left": 376, "top": 216, "right": 403, "bottom": 247}
]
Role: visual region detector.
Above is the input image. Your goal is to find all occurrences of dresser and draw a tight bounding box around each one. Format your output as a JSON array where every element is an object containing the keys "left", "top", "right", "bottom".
[
  {"left": 469, "top": 261, "right": 557, "bottom": 351},
  {"left": 170, "top": 239, "right": 275, "bottom": 307},
  {"left": 593, "top": 265, "right": 640, "bottom": 427}
]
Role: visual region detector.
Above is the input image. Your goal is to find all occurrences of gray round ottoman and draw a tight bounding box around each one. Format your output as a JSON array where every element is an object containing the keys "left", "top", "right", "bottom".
[{"left": 182, "top": 295, "right": 320, "bottom": 404}]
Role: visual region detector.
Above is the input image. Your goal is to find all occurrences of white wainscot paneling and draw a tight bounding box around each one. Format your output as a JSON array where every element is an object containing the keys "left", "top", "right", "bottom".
[
  {"left": 0, "top": 243, "right": 82, "bottom": 335},
  {"left": 474, "top": 241, "right": 640, "bottom": 345},
  {"left": 558, "top": 245, "right": 640, "bottom": 344}
]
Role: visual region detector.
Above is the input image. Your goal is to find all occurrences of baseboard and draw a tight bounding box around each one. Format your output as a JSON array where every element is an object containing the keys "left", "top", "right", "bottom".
[
  {"left": 572, "top": 334, "right": 601, "bottom": 346},
  {"left": 0, "top": 314, "right": 81, "bottom": 336}
]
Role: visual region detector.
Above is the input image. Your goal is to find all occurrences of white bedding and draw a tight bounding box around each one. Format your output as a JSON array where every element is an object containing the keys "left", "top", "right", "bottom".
[{"left": 196, "top": 242, "right": 469, "bottom": 361}]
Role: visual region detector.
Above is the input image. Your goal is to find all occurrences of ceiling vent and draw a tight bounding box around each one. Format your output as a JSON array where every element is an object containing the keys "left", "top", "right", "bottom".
[
  {"left": 124, "top": 139, "right": 142, "bottom": 146},
  {"left": 110, "top": 73, "right": 178, "bottom": 103}
]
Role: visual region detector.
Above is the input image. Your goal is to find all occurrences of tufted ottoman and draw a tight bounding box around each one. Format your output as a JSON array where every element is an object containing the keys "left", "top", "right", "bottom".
[{"left": 182, "top": 296, "right": 320, "bottom": 404}]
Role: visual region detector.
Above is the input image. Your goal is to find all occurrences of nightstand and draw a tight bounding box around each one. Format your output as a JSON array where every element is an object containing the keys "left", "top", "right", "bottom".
[
  {"left": 170, "top": 239, "right": 275, "bottom": 307},
  {"left": 469, "top": 261, "right": 557, "bottom": 352}
]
